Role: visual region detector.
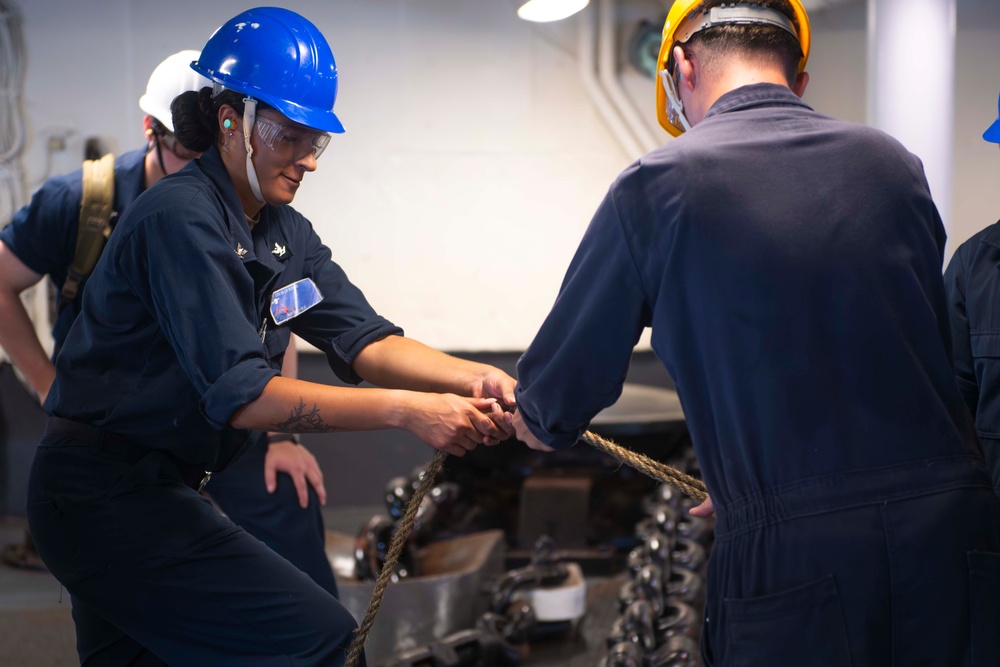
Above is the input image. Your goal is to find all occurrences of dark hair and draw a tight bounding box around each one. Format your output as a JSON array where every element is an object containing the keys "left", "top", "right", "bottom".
[
  {"left": 171, "top": 88, "right": 275, "bottom": 153},
  {"left": 683, "top": 0, "right": 804, "bottom": 86}
]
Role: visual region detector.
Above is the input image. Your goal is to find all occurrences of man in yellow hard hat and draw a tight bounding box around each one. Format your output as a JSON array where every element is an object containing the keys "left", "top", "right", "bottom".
[{"left": 509, "top": 0, "right": 1000, "bottom": 664}]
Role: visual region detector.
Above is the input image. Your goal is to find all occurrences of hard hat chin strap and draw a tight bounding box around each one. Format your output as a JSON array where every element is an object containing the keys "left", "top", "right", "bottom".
[
  {"left": 242, "top": 97, "right": 266, "bottom": 204},
  {"left": 660, "top": 69, "right": 692, "bottom": 134}
]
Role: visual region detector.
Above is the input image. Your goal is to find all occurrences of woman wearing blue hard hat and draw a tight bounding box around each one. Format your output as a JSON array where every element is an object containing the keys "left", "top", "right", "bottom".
[
  {"left": 944, "top": 92, "right": 1000, "bottom": 498},
  {"left": 26, "top": 7, "right": 516, "bottom": 665}
]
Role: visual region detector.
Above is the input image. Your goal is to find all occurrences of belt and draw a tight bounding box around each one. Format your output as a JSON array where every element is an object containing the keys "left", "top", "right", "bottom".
[{"left": 43, "top": 416, "right": 214, "bottom": 492}]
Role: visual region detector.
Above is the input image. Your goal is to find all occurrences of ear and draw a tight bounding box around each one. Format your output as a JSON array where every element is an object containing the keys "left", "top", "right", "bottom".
[
  {"left": 218, "top": 105, "right": 239, "bottom": 133},
  {"left": 673, "top": 45, "right": 696, "bottom": 91},
  {"left": 792, "top": 71, "right": 810, "bottom": 98}
]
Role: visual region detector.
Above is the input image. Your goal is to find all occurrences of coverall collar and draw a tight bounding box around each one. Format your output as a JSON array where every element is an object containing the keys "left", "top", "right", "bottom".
[
  {"left": 704, "top": 82, "right": 813, "bottom": 122},
  {"left": 195, "top": 146, "right": 264, "bottom": 264}
]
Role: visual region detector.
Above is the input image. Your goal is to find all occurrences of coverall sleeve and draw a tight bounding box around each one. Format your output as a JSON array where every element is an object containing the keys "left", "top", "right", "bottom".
[
  {"left": 515, "top": 183, "right": 652, "bottom": 449},
  {"left": 943, "top": 246, "right": 978, "bottom": 419},
  {"left": 0, "top": 173, "right": 79, "bottom": 277},
  {"left": 292, "top": 221, "right": 403, "bottom": 384}
]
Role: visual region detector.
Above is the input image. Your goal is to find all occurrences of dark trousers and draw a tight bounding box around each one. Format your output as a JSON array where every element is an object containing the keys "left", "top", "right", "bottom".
[
  {"left": 702, "top": 456, "right": 1000, "bottom": 666},
  {"left": 27, "top": 435, "right": 364, "bottom": 666},
  {"left": 208, "top": 436, "right": 339, "bottom": 598}
]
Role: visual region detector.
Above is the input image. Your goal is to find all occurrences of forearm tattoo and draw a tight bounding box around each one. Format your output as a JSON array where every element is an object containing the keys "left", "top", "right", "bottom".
[{"left": 275, "top": 398, "right": 336, "bottom": 433}]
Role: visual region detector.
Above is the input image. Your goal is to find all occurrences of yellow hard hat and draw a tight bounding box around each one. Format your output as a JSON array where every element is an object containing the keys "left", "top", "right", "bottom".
[{"left": 655, "top": 1, "right": 811, "bottom": 137}]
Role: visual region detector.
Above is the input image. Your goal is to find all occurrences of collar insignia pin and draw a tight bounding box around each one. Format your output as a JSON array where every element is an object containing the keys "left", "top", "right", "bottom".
[
  {"left": 235, "top": 243, "right": 248, "bottom": 258},
  {"left": 272, "top": 243, "right": 287, "bottom": 257}
]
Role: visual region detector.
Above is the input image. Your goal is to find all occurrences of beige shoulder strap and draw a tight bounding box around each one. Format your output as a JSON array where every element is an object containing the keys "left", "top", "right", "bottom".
[{"left": 61, "top": 153, "right": 115, "bottom": 303}]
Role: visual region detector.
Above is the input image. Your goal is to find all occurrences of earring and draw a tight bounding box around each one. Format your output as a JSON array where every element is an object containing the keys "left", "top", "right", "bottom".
[
  {"left": 223, "top": 119, "right": 234, "bottom": 130},
  {"left": 228, "top": 132, "right": 233, "bottom": 137},
  {"left": 145, "top": 128, "right": 154, "bottom": 137}
]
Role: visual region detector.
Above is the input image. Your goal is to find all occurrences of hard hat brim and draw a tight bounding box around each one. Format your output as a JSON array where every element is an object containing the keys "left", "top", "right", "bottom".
[
  {"left": 984, "top": 118, "right": 1000, "bottom": 144},
  {"left": 190, "top": 64, "right": 345, "bottom": 134}
]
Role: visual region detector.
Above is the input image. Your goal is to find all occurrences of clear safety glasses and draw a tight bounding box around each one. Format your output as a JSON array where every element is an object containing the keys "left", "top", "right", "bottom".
[{"left": 253, "top": 115, "right": 331, "bottom": 161}]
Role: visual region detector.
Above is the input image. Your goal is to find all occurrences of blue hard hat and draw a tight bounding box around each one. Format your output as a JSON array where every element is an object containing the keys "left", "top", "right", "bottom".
[
  {"left": 985, "top": 91, "right": 1000, "bottom": 144},
  {"left": 191, "top": 7, "right": 344, "bottom": 133}
]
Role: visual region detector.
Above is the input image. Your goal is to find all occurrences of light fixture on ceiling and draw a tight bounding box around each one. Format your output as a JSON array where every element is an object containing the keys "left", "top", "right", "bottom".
[{"left": 517, "top": 0, "right": 590, "bottom": 23}]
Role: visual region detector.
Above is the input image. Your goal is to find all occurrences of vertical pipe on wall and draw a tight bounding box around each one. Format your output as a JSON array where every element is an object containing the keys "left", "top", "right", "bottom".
[
  {"left": 597, "top": 0, "right": 660, "bottom": 154},
  {"left": 867, "top": 0, "right": 957, "bottom": 251},
  {"left": 578, "top": 2, "right": 646, "bottom": 161}
]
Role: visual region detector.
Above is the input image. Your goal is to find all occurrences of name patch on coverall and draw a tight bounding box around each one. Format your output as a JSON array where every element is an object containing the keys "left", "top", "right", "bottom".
[{"left": 270, "top": 278, "right": 324, "bottom": 325}]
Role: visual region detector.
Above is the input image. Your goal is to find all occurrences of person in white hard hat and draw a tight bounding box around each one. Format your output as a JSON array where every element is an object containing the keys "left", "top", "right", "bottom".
[
  {"left": 944, "top": 91, "right": 1000, "bottom": 495},
  {"left": 0, "top": 50, "right": 211, "bottom": 376},
  {"left": 0, "top": 51, "right": 338, "bottom": 618},
  {"left": 138, "top": 49, "right": 205, "bottom": 179}
]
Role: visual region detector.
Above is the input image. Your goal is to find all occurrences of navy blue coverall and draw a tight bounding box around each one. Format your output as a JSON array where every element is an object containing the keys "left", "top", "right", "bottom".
[
  {"left": 944, "top": 221, "right": 1000, "bottom": 490},
  {"left": 26, "top": 147, "right": 399, "bottom": 665},
  {"left": 2, "top": 148, "right": 339, "bottom": 604},
  {"left": 515, "top": 84, "right": 1000, "bottom": 666}
]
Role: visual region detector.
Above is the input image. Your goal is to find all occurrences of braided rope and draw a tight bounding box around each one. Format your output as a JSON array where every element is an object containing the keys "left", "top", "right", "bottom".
[
  {"left": 580, "top": 430, "right": 707, "bottom": 501},
  {"left": 343, "top": 429, "right": 706, "bottom": 666},
  {"left": 344, "top": 449, "right": 448, "bottom": 667}
]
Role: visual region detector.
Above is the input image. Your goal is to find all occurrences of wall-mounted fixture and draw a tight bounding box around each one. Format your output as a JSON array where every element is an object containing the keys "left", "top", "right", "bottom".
[{"left": 517, "top": 0, "right": 590, "bottom": 23}]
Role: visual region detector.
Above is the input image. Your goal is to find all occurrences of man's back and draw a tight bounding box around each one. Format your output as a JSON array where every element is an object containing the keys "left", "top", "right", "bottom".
[
  {"left": 518, "top": 84, "right": 979, "bottom": 505},
  {"left": 627, "top": 83, "right": 979, "bottom": 499}
]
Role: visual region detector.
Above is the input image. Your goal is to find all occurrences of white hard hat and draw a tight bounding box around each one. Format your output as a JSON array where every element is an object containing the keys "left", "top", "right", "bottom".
[{"left": 138, "top": 50, "right": 212, "bottom": 132}]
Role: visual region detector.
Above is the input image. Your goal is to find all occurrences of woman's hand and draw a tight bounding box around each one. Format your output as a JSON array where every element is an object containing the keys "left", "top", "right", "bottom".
[
  {"left": 470, "top": 368, "right": 518, "bottom": 442},
  {"left": 403, "top": 393, "right": 505, "bottom": 455}
]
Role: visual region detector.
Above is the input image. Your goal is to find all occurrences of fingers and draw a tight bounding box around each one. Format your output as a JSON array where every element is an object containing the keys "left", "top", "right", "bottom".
[
  {"left": 526, "top": 439, "right": 556, "bottom": 452},
  {"left": 464, "top": 397, "right": 516, "bottom": 444},
  {"left": 293, "top": 472, "right": 310, "bottom": 509},
  {"left": 462, "top": 433, "right": 482, "bottom": 451},
  {"left": 264, "top": 457, "right": 278, "bottom": 494},
  {"left": 436, "top": 431, "right": 481, "bottom": 457},
  {"left": 299, "top": 448, "right": 326, "bottom": 507},
  {"left": 413, "top": 394, "right": 516, "bottom": 455},
  {"left": 479, "top": 369, "right": 517, "bottom": 408},
  {"left": 307, "top": 464, "right": 327, "bottom": 507},
  {"left": 688, "top": 496, "right": 715, "bottom": 517},
  {"left": 509, "top": 409, "right": 556, "bottom": 452},
  {"left": 441, "top": 443, "right": 467, "bottom": 457},
  {"left": 490, "top": 401, "right": 516, "bottom": 440},
  {"left": 264, "top": 441, "right": 326, "bottom": 508},
  {"left": 466, "top": 397, "right": 505, "bottom": 442}
]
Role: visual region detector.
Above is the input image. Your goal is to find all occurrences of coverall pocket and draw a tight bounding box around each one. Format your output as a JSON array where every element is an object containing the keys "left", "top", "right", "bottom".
[
  {"left": 723, "top": 574, "right": 851, "bottom": 667},
  {"left": 970, "top": 331, "right": 1000, "bottom": 358},
  {"left": 968, "top": 551, "right": 1000, "bottom": 666},
  {"left": 262, "top": 323, "right": 291, "bottom": 364},
  {"left": 970, "top": 333, "right": 1000, "bottom": 437}
]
